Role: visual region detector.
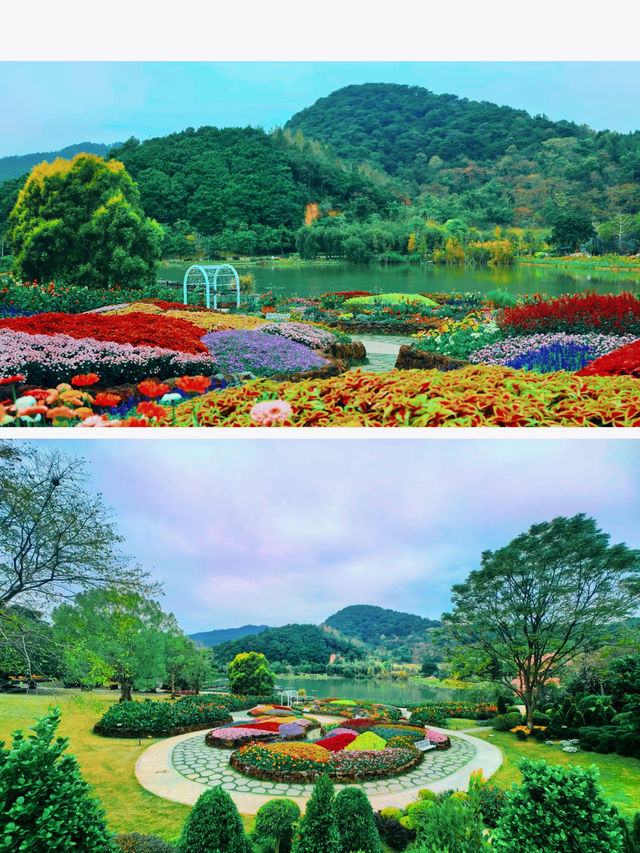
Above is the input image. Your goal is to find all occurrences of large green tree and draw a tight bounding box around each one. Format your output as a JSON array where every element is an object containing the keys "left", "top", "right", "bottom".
[
  {"left": 228, "top": 651, "right": 276, "bottom": 695},
  {"left": 53, "top": 589, "right": 170, "bottom": 702},
  {"left": 8, "top": 152, "right": 162, "bottom": 287},
  {"left": 442, "top": 514, "right": 640, "bottom": 728}
]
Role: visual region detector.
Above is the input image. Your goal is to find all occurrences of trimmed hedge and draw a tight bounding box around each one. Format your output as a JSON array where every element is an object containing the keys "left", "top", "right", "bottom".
[{"left": 94, "top": 694, "right": 274, "bottom": 738}]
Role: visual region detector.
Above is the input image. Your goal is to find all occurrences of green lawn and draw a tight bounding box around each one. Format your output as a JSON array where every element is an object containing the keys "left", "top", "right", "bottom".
[
  {"left": 473, "top": 729, "right": 640, "bottom": 819},
  {"left": 0, "top": 692, "right": 254, "bottom": 844},
  {"left": 445, "top": 718, "right": 480, "bottom": 731}
]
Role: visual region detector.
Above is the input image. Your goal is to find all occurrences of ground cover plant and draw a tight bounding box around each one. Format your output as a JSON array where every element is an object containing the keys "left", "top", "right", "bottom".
[{"left": 200, "top": 330, "right": 328, "bottom": 377}]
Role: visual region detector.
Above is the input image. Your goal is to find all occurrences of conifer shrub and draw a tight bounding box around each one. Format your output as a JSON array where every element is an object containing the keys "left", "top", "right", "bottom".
[
  {"left": 292, "top": 774, "right": 340, "bottom": 853},
  {"left": 334, "top": 787, "right": 381, "bottom": 853},
  {"left": 177, "top": 787, "right": 248, "bottom": 853}
]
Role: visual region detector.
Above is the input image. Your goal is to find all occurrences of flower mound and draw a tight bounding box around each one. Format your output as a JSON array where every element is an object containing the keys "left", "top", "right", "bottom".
[
  {"left": 345, "top": 731, "right": 387, "bottom": 751},
  {"left": 201, "top": 330, "right": 328, "bottom": 378},
  {"left": 169, "top": 368, "right": 640, "bottom": 428},
  {"left": 576, "top": 339, "right": 640, "bottom": 378},
  {"left": 0, "top": 311, "right": 209, "bottom": 353},
  {"left": 0, "top": 329, "right": 216, "bottom": 388},
  {"left": 499, "top": 292, "right": 640, "bottom": 336},
  {"left": 257, "top": 321, "right": 339, "bottom": 349},
  {"left": 469, "top": 333, "right": 637, "bottom": 368}
]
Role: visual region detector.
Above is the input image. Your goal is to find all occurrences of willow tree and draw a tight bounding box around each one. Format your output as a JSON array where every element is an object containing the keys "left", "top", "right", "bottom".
[
  {"left": 8, "top": 153, "right": 162, "bottom": 287},
  {"left": 442, "top": 514, "right": 640, "bottom": 729}
]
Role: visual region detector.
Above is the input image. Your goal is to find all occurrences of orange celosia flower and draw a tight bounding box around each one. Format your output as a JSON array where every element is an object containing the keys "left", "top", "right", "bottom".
[
  {"left": 175, "top": 375, "right": 211, "bottom": 394},
  {"left": 71, "top": 373, "right": 100, "bottom": 387},
  {"left": 136, "top": 401, "right": 167, "bottom": 420},
  {"left": 120, "top": 417, "right": 150, "bottom": 427},
  {"left": 137, "top": 380, "right": 170, "bottom": 398},
  {"left": 94, "top": 392, "right": 121, "bottom": 407},
  {"left": 0, "top": 374, "right": 26, "bottom": 386},
  {"left": 17, "top": 405, "right": 48, "bottom": 416},
  {"left": 46, "top": 406, "right": 80, "bottom": 420}
]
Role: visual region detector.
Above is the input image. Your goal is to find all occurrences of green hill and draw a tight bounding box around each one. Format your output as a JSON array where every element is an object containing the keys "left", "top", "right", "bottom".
[
  {"left": 211, "top": 623, "right": 366, "bottom": 667},
  {"left": 0, "top": 141, "right": 116, "bottom": 184},
  {"left": 189, "top": 624, "right": 270, "bottom": 648},
  {"left": 324, "top": 604, "right": 439, "bottom": 643},
  {"left": 286, "top": 83, "right": 640, "bottom": 226}
]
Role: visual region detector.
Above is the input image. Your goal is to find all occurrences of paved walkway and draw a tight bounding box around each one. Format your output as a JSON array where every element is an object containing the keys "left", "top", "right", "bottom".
[{"left": 135, "top": 713, "right": 503, "bottom": 814}]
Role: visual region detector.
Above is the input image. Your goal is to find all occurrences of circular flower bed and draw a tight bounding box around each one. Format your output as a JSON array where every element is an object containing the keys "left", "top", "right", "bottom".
[{"left": 230, "top": 740, "right": 423, "bottom": 783}]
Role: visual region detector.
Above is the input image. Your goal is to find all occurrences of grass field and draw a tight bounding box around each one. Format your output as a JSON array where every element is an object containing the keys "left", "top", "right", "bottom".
[
  {"left": 0, "top": 692, "right": 254, "bottom": 844},
  {"left": 472, "top": 728, "right": 640, "bottom": 819}
]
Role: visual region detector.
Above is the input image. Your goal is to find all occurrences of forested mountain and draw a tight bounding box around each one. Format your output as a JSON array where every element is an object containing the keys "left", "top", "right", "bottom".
[
  {"left": 286, "top": 83, "right": 640, "bottom": 226},
  {"left": 324, "top": 605, "right": 439, "bottom": 644},
  {"left": 211, "top": 623, "right": 366, "bottom": 668},
  {"left": 189, "top": 624, "right": 270, "bottom": 648},
  {"left": 0, "top": 142, "right": 116, "bottom": 184}
]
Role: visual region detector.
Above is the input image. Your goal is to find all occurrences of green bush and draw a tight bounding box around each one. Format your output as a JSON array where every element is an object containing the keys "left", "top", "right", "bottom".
[
  {"left": 493, "top": 712, "right": 524, "bottom": 732},
  {"left": 292, "top": 774, "right": 340, "bottom": 853},
  {"left": 228, "top": 652, "right": 276, "bottom": 695},
  {"left": 373, "top": 812, "right": 413, "bottom": 851},
  {"left": 409, "top": 796, "right": 490, "bottom": 853},
  {"left": 334, "top": 787, "right": 381, "bottom": 853},
  {"left": 0, "top": 708, "right": 114, "bottom": 853},
  {"left": 115, "top": 833, "right": 176, "bottom": 852},
  {"left": 477, "top": 784, "right": 507, "bottom": 828},
  {"left": 531, "top": 711, "right": 551, "bottom": 725},
  {"left": 506, "top": 705, "right": 521, "bottom": 713},
  {"left": 177, "top": 786, "right": 248, "bottom": 853},
  {"left": 253, "top": 798, "right": 301, "bottom": 853},
  {"left": 492, "top": 759, "right": 626, "bottom": 852}
]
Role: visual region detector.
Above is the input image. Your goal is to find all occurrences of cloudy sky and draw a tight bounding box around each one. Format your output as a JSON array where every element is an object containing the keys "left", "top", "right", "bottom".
[
  {"left": 21, "top": 438, "right": 640, "bottom": 635},
  {"left": 1, "top": 62, "right": 639, "bottom": 158}
]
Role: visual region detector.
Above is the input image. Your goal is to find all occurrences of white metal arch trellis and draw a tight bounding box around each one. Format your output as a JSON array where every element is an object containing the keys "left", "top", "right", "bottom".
[{"left": 182, "top": 264, "right": 240, "bottom": 309}]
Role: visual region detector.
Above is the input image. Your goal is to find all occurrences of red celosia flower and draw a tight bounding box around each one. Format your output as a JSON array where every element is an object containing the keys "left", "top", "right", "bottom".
[
  {"left": 136, "top": 401, "right": 167, "bottom": 420},
  {"left": 175, "top": 375, "right": 211, "bottom": 394},
  {"left": 71, "top": 373, "right": 100, "bottom": 387},
  {"left": 94, "top": 392, "right": 121, "bottom": 407},
  {"left": 0, "top": 374, "right": 26, "bottom": 386},
  {"left": 137, "top": 380, "right": 170, "bottom": 398},
  {"left": 120, "top": 417, "right": 150, "bottom": 427},
  {"left": 28, "top": 388, "right": 51, "bottom": 401}
]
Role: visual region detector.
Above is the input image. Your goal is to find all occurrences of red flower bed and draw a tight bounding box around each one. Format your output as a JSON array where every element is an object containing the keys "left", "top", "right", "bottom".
[
  {"left": 499, "top": 292, "right": 640, "bottom": 336},
  {"left": 317, "top": 732, "right": 358, "bottom": 752},
  {"left": 0, "top": 312, "right": 208, "bottom": 354},
  {"left": 234, "top": 721, "right": 282, "bottom": 732},
  {"left": 576, "top": 339, "right": 640, "bottom": 377}
]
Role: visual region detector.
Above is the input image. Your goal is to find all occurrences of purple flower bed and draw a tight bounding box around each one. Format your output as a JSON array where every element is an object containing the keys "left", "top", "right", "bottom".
[
  {"left": 0, "top": 328, "right": 217, "bottom": 387},
  {"left": 468, "top": 333, "right": 636, "bottom": 367},
  {"left": 201, "top": 330, "right": 328, "bottom": 378},
  {"left": 257, "top": 322, "right": 338, "bottom": 349},
  {"left": 279, "top": 722, "right": 305, "bottom": 737}
]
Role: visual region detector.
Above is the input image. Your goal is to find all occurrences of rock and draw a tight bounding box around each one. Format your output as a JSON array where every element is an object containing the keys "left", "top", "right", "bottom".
[{"left": 395, "top": 346, "right": 469, "bottom": 372}]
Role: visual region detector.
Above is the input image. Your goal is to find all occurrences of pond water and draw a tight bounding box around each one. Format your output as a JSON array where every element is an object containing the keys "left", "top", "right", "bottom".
[
  {"left": 273, "top": 676, "right": 462, "bottom": 705},
  {"left": 349, "top": 334, "right": 412, "bottom": 373},
  {"left": 160, "top": 261, "right": 640, "bottom": 300}
]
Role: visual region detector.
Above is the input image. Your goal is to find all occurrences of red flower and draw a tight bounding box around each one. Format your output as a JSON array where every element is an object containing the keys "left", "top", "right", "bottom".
[
  {"left": 136, "top": 401, "right": 167, "bottom": 420},
  {"left": 175, "top": 375, "right": 211, "bottom": 394},
  {"left": 137, "top": 380, "right": 170, "bottom": 398},
  {"left": 71, "top": 373, "right": 100, "bottom": 387},
  {"left": 94, "top": 392, "right": 122, "bottom": 407},
  {"left": 120, "top": 417, "right": 151, "bottom": 427},
  {"left": 0, "top": 374, "right": 26, "bottom": 386}
]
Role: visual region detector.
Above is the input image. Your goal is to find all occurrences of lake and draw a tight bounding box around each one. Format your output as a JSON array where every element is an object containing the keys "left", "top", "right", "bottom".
[
  {"left": 273, "top": 676, "right": 462, "bottom": 705},
  {"left": 160, "top": 260, "right": 640, "bottom": 300}
]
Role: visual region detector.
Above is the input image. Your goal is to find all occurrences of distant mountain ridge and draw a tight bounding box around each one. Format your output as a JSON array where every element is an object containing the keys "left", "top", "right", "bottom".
[
  {"left": 189, "top": 624, "right": 270, "bottom": 647},
  {"left": 0, "top": 142, "right": 118, "bottom": 184}
]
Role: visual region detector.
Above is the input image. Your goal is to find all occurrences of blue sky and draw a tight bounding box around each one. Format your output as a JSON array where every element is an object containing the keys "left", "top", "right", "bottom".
[
  {"left": 25, "top": 438, "right": 640, "bottom": 634},
  {"left": 1, "top": 62, "right": 639, "bottom": 158}
]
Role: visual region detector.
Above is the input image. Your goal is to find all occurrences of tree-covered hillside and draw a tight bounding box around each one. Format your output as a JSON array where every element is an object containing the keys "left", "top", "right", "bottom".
[
  {"left": 286, "top": 83, "right": 640, "bottom": 227},
  {"left": 211, "top": 623, "right": 365, "bottom": 668},
  {"left": 324, "top": 604, "right": 439, "bottom": 644},
  {"left": 0, "top": 142, "right": 116, "bottom": 184}
]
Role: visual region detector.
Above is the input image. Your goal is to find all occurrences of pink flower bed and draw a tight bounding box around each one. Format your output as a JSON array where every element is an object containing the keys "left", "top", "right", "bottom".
[{"left": 425, "top": 730, "right": 449, "bottom": 743}]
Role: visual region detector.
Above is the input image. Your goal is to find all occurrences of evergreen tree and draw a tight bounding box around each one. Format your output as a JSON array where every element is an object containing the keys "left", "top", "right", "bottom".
[
  {"left": 178, "top": 786, "right": 248, "bottom": 853},
  {"left": 292, "top": 774, "right": 340, "bottom": 853},
  {"left": 0, "top": 708, "right": 114, "bottom": 853},
  {"left": 334, "top": 787, "right": 381, "bottom": 853},
  {"left": 253, "top": 799, "right": 301, "bottom": 853}
]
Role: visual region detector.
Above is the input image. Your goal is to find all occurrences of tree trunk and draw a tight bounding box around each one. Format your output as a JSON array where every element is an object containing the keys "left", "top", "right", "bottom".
[
  {"left": 171, "top": 673, "right": 175, "bottom": 700},
  {"left": 119, "top": 679, "right": 133, "bottom": 703}
]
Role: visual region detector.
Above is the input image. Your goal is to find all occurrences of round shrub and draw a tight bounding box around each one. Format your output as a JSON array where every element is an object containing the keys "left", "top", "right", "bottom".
[
  {"left": 334, "top": 787, "right": 381, "bottom": 853},
  {"left": 177, "top": 786, "right": 248, "bottom": 853},
  {"left": 615, "top": 732, "right": 640, "bottom": 758},
  {"left": 493, "top": 712, "right": 524, "bottom": 732},
  {"left": 380, "top": 807, "right": 404, "bottom": 820},
  {"left": 532, "top": 711, "right": 551, "bottom": 726},
  {"left": 253, "top": 798, "right": 301, "bottom": 853},
  {"left": 516, "top": 729, "right": 528, "bottom": 741},
  {"left": 506, "top": 706, "right": 521, "bottom": 713},
  {"left": 374, "top": 812, "right": 414, "bottom": 851}
]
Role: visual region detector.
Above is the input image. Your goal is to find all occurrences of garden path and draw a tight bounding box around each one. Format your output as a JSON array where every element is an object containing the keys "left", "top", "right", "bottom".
[{"left": 134, "top": 712, "right": 502, "bottom": 814}]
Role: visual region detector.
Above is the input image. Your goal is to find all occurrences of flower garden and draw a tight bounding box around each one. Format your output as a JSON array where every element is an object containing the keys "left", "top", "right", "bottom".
[{"left": 2, "top": 283, "right": 640, "bottom": 427}]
